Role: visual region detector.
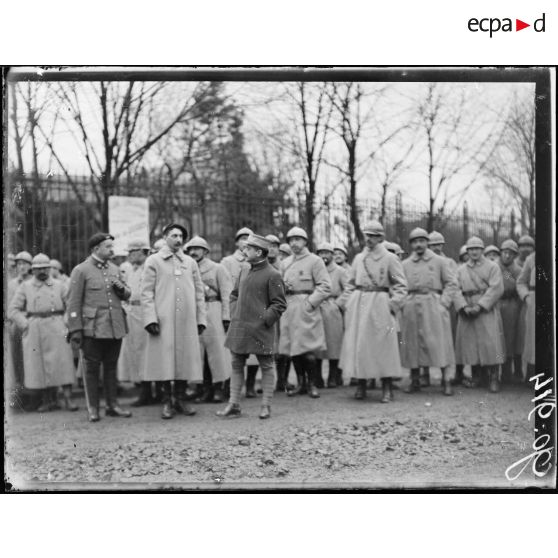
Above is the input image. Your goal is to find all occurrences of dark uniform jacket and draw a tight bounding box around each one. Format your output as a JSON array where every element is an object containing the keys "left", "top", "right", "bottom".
[
  {"left": 225, "top": 259, "right": 287, "bottom": 355},
  {"left": 67, "top": 255, "right": 131, "bottom": 339}
]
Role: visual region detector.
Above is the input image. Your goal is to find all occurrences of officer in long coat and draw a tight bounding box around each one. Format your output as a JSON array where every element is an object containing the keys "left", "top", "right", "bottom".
[
  {"left": 516, "top": 251, "right": 535, "bottom": 375},
  {"left": 498, "top": 239, "right": 523, "bottom": 384},
  {"left": 218, "top": 234, "right": 287, "bottom": 419},
  {"left": 454, "top": 236, "right": 505, "bottom": 393},
  {"left": 117, "top": 239, "right": 155, "bottom": 405},
  {"left": 316, "top": 242, "right": 348, "bottom": 388},
  {"left": 401, "top": 228, "right": 457, "bottom": 396},
  {"left": 7, "top": 251, "right": 33, "bottom": 390},
  {"left": 9, "top": 254, "right": 78, "bottom": 412},
  {"left": 67, "top": 233, "right": 132, "bottom": 422},
  {"left": 141, "top": 223, "right": 207, "bottom": 419},
  {"left": 339, "top": 221, "right": 408, "bottom": 403},
  {"left": 280, "top": 227, "right": 331, "bottom": 398},
  {"left": 185, "top": 235, "right": 232, "bottom": 403}
]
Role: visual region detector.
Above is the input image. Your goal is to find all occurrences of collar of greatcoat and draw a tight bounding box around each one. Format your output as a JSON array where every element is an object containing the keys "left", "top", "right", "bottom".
[
  {"left": 31, "top": 276, "right": 54, "bottom": 288},
  {"left": 250, "top": 258, "right": 269, "bottom": 271},
  {"left": 159, "top": 245, "right": 185, "bottom": 261},
  {"left": 90, "top": 254, "right": 109, "bottom": 268},
  {"left": 365, "top": 243, "right": 388, "bottom": 261},
  {"left": 410, "top": 248, "right": 435, "bottom": 263},
  {"left": 293, "top": 247, "right": 311, "bottom": 261},
  {"left": 466, "top": 256, "right": 485, "bottom": 268}
]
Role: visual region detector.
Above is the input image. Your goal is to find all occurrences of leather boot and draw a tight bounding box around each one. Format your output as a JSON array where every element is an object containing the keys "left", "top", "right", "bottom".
[
  {"left": 36, "top": 389, "right": 52, "bottom": 413},
  {"left": 420, "top": 367, "right": 431, "bottom": 387},
  {"left": 62, "top": 385, "right": 79, "bottom": 411},
  {"left": 489, "top": 366, "right": 500, "bottom": 393},
  {"left": 513, "top": 355, "right": 523, "bottom": 383},
  {"left": 213, "top": 382, "right": 225, "bottom": 403},
  {"left": 174, "top": 380, "right": 196, "bottom": 415},
  {"left": 160, "top": 381, "right": 175, "bottom": 419},
  {"left": 381, "top": 378, "right": 393, "bottom": 403},
  {"left": 216, "top": 402, "right": 241, "bottom": 417},
  {"left": 405, "top": 369, "right": 421, "bottom": 393},
  {"left": 104, "top": 365, "right": 131, "bottom": 417},
  {"left": 287, "top": 357, "right": 307, "bottom": 396},
  {"left": 245, "top": 365, "right": 258, "bottom": 398},
  {"left": 327, "top": 360, "right": 339, "bottom": 388},
  {"left": 354, "top": 379, "right": 367, "bottom": 400},
  {"left": 306, "top": 355, "right": 320, "bottom": 398},
  {"left": 452, "top": 364, "right": 465, "bottom": 386},
  {"left": 441, "top": 368, "right": 454, "bottom": 396},
  {"left": 315, "top": 360, "right": 325, "bottom": 389},
  {"left": 131, "top": 382, "right": 154, "bottom": 407},
  {"left": 467, "top": 365, "right": 481, "bottom": 388}
]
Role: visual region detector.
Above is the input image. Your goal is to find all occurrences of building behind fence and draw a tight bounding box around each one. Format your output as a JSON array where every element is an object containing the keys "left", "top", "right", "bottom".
[{"left": 4, "top": 173, "right": 524, "bottom": 273}]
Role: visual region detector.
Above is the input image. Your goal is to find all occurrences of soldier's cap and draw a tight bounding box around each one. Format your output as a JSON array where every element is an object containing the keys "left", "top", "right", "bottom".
[
  {"left": 286, "top": 226, "right": 308, "bottom": 241},
  {"left": 245, "top": 234, "right": 270, "bottom": 251},
  {"left": 500, "top": 239, "right": 519, "bottom": 253},
  {"left": 517, "top": 234, "right": 535, "bottom": 248},
  {"left": 428, "top": 231, "right": 445, "bottom": 245},
  {"left": 162, "top": 223, "right": 188, "bottom": 239},
  {"left": 152, "top": 239, "right": 166, "bottom": 251},
  {"left": 362, "top": 220, "right": 384, "bottom": 236},
  {"left": 316, "top": 241, "right": 334, "bottom": 253},
  {"left": 466, "top": 236, "right": 485, "bottom": 250},
  {"left": 279, "top": 243, "right": 292, "bottom": 255},
  {"left": 50, "top": 259, "right": 63, "bottom": 270},
  {"left": 459, "top": 245, "right": 468, "bottom": 258},
  {"left": 14, "top": 251, "right": 33, "bottom": 264},
  {"left": 88, "top": 232, "right": 115, "bottom": 251},
  {"left": 127, "top": 239, "right": 150, "bottom": 252},
  {"left": 333, "top": 246, "right": 348, "bottom": 256},
  {"left": 235, "top": 227, "right": 253, "bottom": 241},
  {"left": 32, "top": 253, "right": 51, "bottom": 269},
  {"left": 383, "top": 241, "right": 396, "bottom": 253},
  {"left": 484, "top": 244, "right": 500, "bottom": 256},
  {"left": 265, "top": 234, "right": 281, "bottom": 246},
  {"left": 185, "top": 235, "right": 210, "bottom": 252},
  {"left": 409, "top": 227, "right": 429, "bottom": 242}
]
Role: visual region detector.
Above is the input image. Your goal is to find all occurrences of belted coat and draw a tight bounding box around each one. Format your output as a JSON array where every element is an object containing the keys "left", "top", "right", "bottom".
[
  {"left": 498, "top": 259, "right": 523, "bottom": 358},
  {"left": 454, "top": 257, "right": 505, "bottom": 366},
  {"left": 279, "top": 248, "right": 331, "bottom": 356},
  {"left": 339, "top": 244, "right": 407, "bottom": 379},
  {"left": 225, "top": 259, "right": 286, "bottom": 355},
  {"left": 516, "top": 252, "right": 535, "bottom": 365},
  {"left": 9, "top": 277, "right": 75, "bottom": 389},
  {"left": 141, "top": 246, "right": 207, "bottom": 382},
  {"left": 400, "top": 249, "right": 457, "bottom": 368},
  {"left": 198, "top": 257, "right": 233, "bottom": 382}
]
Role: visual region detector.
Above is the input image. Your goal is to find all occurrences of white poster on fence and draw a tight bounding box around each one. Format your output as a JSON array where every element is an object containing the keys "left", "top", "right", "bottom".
[{"left": 108, "top": 196, "right": 150, "bottom": 254}]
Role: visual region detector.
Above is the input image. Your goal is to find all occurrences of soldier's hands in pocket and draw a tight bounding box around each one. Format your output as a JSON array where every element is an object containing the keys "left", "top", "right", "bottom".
[
  {"left": 145, "top": 322, "right": 160, "bottom": 335},
  {"left": 69, "top": 330, "right": 83, "bottom": 350},
  {"left": 198, "top": 324, "right": 206, "bottom": 335}
]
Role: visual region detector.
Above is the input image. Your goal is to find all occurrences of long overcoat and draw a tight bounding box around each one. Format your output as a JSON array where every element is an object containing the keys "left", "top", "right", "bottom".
[
  {"left": 9, "top": 277, "right": 75, "bottom": 389},
  {"left": 318, "top": 261, "right": 348, "bottom": 360},
  {"left": 279, "top": 249, "right": 331, "bottom": 356},
  {"left": 117, "top": 263, "right": 148, "bottom": 383},
  {"left": 400, "top": 249, "right": 457, "bottom": 368},
  {"left": 225, "top": 259, "right": 286, "bottom": 355},
  {"left": 516, "top": 252, "right": 535, "bottom": 365},
  {"left": 141, "top": 246, "right": 207, "bottom": 382},
  {"left": 339, "top": 244, "right": 407, "bottom": 379},
  {"left": 198, "top": 257, "right": 233, "bottom": 382},
  {"left": 498, "top": 259, "right": 523, "bottom": 358},
  {"left": 515, "top": 256, "right": 530, "bottom": 355},
  {"left": 454, "top": 257, "right": 505, "bottom": 366}
]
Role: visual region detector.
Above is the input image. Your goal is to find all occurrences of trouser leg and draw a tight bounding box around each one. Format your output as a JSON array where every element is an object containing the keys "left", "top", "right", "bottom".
[
  {"left": 315, "top": 359, "right": 325, "bottom": 389},
  {"left": 288, "top": 355, "right": 307, "bottom": 396},
  {"left": 229, "top": 353, "right": 247, "bottom": 405},
  {"left": 304, "top": 352, "right": 320, "bottom": 398},
  {"left": 453, "top": 364, "right": 465, "bottom": 385},
  {"left": 246, "top": 364, "right": 258, "bottom": 398},
  {"left": 102, "top": 339, "right": 123, "bottom": 410},
  {"left": 381, "top": 377, "right": 393, "bottom": 403},
  {"left": 258, "top": 355, "right": 276, "bottom": 407},
  {"left": 420, "top": 366, "right": 431, "bottom": 387},
  {"left": 501, "top": 358, "right": 513, "bottom": 384},
  {"left": 471, "top": 365, "right": 482, "bottom": 387},
  {"left": 82, "top": 338, "right": 102, "bottom": 414},
  {"left": 201, "top": 352, "right": 214, "bottom": 402},
  {"left": 405, "top": 368, "right": 421, "bottom": 393},
  {"left": 327, "top": 359, "right": 339, "bottom": 388},
  {"left": 513, "top": 355, "right": 524, "bottom": 382}
]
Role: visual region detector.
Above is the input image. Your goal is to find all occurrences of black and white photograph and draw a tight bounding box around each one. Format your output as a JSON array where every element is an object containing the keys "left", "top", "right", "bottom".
[{"left": 2, "top": 66, "right": 555, "bottom": 492}]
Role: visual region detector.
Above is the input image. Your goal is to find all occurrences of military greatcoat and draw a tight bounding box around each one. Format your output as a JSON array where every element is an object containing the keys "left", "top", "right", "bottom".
[
  {"left": 279, "top": 248, "right": 331, "bottom": 356},
  {"left": 339, "top": 244, "right": 408, "bottom": 379},
  {"left": 454, "top": 256, "right": 505, "bottom": 366},
  {"left": 498, "top": 258, "right": 523, "bottom": 358},
  {"left": 9, "top": 277, "right": 75, "bottom": 389},
  {"left": 516, "top": 252, "right": 535, "bottom": 365},
  {"left": 141, "top": 246, "right": 207, "bottom": 382},
  {"left": 400, "top": 249, "right": 457, "bottom": 368}
]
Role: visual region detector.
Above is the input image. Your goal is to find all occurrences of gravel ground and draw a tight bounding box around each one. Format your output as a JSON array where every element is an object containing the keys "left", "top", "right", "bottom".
[{"left": 4, "top": 378, "right": 552, "bottom": 491}]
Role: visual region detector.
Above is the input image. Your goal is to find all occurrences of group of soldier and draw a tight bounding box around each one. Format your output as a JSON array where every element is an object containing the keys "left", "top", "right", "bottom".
[{"left": 6, "top": 220, "right": 536, "bottom": 422}]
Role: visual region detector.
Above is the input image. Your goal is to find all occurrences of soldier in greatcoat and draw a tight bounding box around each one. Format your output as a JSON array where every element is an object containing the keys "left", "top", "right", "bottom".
[
  {"left": 516, "top": 234, "right": 535, "bottom": 380},
  {"left": 67, "top": 233, "right": 132, "bottom": 422},
  {"left": 117, "top": 239, "right": 157, "bottom": 406},
  {"left": 454, "top": 236, "right": 505, "bottom": 393},
  {"left": 516, "top": 251, "right": 535, "bottom": 378},
  {"left": 141, "top": 224, "right": 207, "bottom": 419},
  {"left": 316, "top": 242, "right": 348, "bottom": 388},
  {"left": 400, "top": 228, "right": 457, "bottom": 396},
  {"left": 333, "top": 246, "right": 351, "bottom": 271},
  {"left": 217, "top": 234, "right": 287, "bottom": 419},
  {"left": 185, "top": 235, "right": 232, "bottom": 403},
  {"left": 484, "top": 245, "right": 501, "bottom": 263},
  {"left": 280, "top": 227, "right": 332, "bottom": 398},
  {"left": 9, "top": 254, "right": 78, "bottom": 412},
  {"left": 339, "top": 221, "right": 408, "bottom": 403},
  {"left": 498, "top": 239, "right": 523, "bottom": 384}
]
